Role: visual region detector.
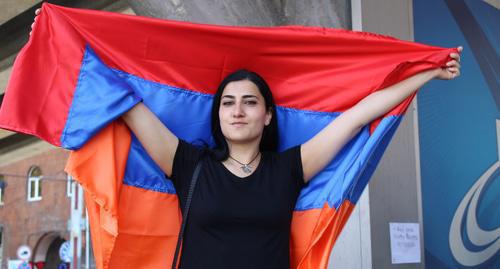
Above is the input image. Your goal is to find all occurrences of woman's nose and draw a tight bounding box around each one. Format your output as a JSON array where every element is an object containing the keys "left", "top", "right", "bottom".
[{"left": 232, "top": 103, "right": 245, "bottom": 117}]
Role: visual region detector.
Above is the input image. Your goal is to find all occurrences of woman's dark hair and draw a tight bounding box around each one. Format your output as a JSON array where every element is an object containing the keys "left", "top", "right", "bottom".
[{"left": 211, "top": 69, "right": 278, "bottom": 160}]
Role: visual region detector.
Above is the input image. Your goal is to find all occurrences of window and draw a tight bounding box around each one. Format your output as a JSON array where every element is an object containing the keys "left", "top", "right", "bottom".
[
  {"left": 27, "top": 166, "right": 42, "bottom": 201},
  {"left": 0, "top": 175, "right": 4, "bottom": 205}
]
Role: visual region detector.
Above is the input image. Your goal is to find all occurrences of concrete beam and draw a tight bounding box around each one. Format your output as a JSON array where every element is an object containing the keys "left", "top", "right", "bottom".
[
  {"left": 0, "top": 130, "right": 14, "bottom": 140},
  {"left": 0, "top": 139, "right": 57, "bottom": 167},
  {"left": 0, "top": 0, "right": 41, "bottom": 25},
  {"left": 127, "top": 0, "right": 350, "bottom": 28}
]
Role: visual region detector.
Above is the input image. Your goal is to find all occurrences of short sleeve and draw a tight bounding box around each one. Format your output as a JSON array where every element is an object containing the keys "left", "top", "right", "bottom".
[
  {"left": 279, "top": 145, "right": 305, "bottom": 189},
  {"left": 170, "top": 139, "right": 204, "bottom": 194}
]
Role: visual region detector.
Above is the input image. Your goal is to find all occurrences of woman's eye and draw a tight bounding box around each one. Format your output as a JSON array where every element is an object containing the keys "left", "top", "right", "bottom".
[
  {"left": 245, "top": 100, "right": 257, "bottom": 105},
  {"left": 222, "top": 101, "right": 233, "bottom": 106}
]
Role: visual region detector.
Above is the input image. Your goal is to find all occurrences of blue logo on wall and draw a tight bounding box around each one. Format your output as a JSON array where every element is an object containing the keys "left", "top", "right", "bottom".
[
  {"left": 449, "top": 153, "right": 499, "bottom": 266},
  {"left": 415, "top": 0, "right": 499, "bottom": 267}
]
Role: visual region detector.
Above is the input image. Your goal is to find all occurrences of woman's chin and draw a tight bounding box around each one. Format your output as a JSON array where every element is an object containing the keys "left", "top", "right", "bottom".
[{"left": 225, "top": 134, "right": 261, "bottom": 145}]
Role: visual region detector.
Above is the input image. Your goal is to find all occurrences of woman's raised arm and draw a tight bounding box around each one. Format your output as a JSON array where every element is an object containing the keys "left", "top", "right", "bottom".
[
  {"left": 300, "top": 48, "right": 462, "bottom": 183},
  {"left": 122, "top": 103, "right": 179, "bottom": 177}
]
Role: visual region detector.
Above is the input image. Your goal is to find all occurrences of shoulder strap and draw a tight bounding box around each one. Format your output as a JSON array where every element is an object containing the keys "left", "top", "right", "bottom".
[{"left": 171, "top": 156, "right": 204, "bottom": 269}]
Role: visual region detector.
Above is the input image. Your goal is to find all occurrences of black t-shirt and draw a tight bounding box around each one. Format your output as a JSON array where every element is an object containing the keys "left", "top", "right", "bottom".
[{"left": 171, "top": 140, "right": 305, "bottom": 269}]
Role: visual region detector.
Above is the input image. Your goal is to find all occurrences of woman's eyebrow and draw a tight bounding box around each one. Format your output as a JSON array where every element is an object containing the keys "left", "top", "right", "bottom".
[
  {"left": 221, "top": 95, "right": 258, "bottom": 99},
  {"left": 242, "top": 95, "right": 258, "bottom": 99}
]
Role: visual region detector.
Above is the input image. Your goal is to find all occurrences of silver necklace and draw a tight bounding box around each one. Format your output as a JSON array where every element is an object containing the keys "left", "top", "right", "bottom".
[{"left": 228, "top": 152, "right": 260, "bottom": 174}]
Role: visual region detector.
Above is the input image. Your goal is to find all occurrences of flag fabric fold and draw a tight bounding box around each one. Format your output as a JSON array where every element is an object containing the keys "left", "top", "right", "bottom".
[{"left": 0, "top": 3, "right": 456, "bottom": 269}]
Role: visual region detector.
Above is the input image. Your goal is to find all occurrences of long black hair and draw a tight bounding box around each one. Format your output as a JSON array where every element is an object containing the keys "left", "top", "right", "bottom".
[{"left": 210, "top": 69, "right": 278, "bottom": 161}]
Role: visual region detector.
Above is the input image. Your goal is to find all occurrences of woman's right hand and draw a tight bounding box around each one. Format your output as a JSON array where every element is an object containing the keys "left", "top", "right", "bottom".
[{"left": 29, "top": 8, "right": 41, "bottom": 36}]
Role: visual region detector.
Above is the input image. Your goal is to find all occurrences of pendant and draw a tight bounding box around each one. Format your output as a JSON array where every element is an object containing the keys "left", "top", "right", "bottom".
[{"left": 241, "top": 164, "right": 252, "bottom": 174}]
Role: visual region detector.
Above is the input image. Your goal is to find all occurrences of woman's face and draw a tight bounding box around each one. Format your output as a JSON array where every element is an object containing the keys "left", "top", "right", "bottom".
[{"left": 219, "top": 79, "right": 272, "bottom": 146}]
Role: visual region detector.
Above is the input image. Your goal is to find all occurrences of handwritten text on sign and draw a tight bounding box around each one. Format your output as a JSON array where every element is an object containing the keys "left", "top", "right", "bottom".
[{"left": 389, "top": 222, "right": 421, "bottom": 264}]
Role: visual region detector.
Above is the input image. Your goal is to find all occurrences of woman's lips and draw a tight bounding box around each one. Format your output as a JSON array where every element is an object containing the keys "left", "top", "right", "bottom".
[{"left": 231, "top": 122, "right": 247, "bottom": 127}]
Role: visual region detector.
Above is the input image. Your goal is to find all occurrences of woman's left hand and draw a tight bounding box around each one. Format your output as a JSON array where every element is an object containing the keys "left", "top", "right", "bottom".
[{"left": 435, "top": 46, "right": 463, "bottom": 80}]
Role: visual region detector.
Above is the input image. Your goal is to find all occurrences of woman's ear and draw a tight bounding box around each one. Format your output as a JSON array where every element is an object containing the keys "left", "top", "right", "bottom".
[{"left": 265, "top": 107, "right": 272, "bottom": 126}]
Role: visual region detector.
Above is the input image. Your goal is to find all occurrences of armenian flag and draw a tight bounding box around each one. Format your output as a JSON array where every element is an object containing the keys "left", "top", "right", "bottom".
[{"left": 0, "top": 3, "right": 456, "bottom": 269}]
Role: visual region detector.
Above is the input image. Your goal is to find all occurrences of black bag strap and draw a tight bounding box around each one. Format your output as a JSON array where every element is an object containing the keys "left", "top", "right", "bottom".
[{"left": 171, "top": 156, "right": 204, "bottom": 269}]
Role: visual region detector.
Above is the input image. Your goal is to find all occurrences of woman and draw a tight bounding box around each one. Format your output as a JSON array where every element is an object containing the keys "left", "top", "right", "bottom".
[
  {"left": 120, "top": 61, "right": 461, "bottom": 269},
  {"left": 31, "top": 8, "right": 462, "bottom": 269}
]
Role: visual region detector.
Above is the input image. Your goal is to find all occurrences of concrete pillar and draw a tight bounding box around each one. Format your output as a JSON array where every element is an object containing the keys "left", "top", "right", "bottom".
[{"left": 361, "top": 0, "right": 425, "bottom": 268}]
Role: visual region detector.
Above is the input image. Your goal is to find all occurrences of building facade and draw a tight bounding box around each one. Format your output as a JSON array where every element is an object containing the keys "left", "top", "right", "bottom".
[{"left": 0, "top": 148, "right": 70, "bottom": 268}]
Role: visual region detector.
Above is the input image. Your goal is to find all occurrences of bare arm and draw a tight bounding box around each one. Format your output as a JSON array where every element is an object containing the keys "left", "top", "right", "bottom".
[
  {"left": 301, "top": 49, "right": 462, "bottom": 183},
  {"left": 121, "top": 103, "right": 179, "bottom": 177}
]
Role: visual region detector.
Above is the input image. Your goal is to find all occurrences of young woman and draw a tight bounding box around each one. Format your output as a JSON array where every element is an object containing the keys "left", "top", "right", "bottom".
[
  {"left": 120, "top": 62, "right": 460, "bottom": 269},
  {"left": 31, "top": 8, "right": 462, "bottom": 269}
]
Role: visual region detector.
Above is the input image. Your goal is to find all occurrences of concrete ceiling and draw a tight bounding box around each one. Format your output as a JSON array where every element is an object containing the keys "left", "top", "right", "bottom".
[
  {"left": 0, "top": 64, "right": 12, "bottom": 95},
  {"left": 0, "top": 139, "right": 58, "bottom": 167},
  {"left": 0, "top": 130, "right": 14, "bottom": 139},
  {"left": 0, "top": 0, "right": 41, "bottom": 25}
]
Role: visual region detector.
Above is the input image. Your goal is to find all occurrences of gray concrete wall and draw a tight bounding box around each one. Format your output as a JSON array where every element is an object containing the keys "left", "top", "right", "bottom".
[{"left": 361, "top": 0, "right": 425, "bottom": 268}]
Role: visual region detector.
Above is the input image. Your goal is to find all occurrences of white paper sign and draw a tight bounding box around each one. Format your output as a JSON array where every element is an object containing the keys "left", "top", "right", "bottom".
[
  {"left": 389, "top": 222, "right": 421, "bottom": 264},
  {"left": 7, "top": 260, "right": 22, "bottom": 269}
]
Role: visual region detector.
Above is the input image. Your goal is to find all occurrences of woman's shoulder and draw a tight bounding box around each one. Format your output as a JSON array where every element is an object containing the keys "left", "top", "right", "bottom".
[
  {"left": 263, "top": 145, "right": 304, "bottom": 186},
  {"left": 267, "top": 144, "right": 301, "bottom": 157},
  {"left": 178, "top": 139, "right": 210, "bottom": 151},
  {"left": 175, "top": 139, "right": 209, "bottom": 164},
  {"left": 262, "top": 144, "right": 301, "bottom": 165}
]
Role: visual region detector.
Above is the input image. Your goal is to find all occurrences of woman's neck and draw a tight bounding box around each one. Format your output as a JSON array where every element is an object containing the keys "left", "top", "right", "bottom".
[{"left": 226, "top": 140, "right": 260, "bottom": 163}]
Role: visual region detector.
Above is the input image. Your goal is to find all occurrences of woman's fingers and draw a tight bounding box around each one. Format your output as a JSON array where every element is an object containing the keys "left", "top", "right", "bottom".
[
  {"left": 30, "top": 8, "right": 41, "bottom": 36},
  {"left": 449, "top": 47, "right": 462, "bottom": 79},
  {"left": 450, "top": 46, "right": 463, "bottom": 62},
  {"left": 447, "top": 67, "right": 460, "bottom": 79},
  {"left": 446, "top": 60, "right": 460, "bottom": 69},
  {"left": 450, "top": 53, "right": 461, "bottom": 62},
  {"left": 436, "top": 46, "right": 462, "bottom": 80},
  {"left": 29, "top": 21, "right": 35, "bottom": 36}
]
